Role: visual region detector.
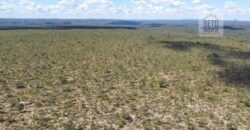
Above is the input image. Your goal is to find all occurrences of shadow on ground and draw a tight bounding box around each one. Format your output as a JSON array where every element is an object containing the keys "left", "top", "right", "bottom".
[
  {"left": 224, "top": 26, "right": 245, "bottom": 30},
  {"left": 208, "top": 53, "right": 250, "bottom": 87},
  {"left": 161, "top": 41, "right": 221, "bottom": 51},
  {"left": 219, "top": 63, "right": 250, "bottom": 86},
  {"left": 160, "top": 40, "right": 250, "bottom": 88}
]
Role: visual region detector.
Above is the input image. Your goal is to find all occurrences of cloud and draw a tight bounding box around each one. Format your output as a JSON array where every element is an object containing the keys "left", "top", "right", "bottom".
[
  {"left": 192, "top": 0, "right": 201, "bottom": 4},
  {"left": 75, "top": 0, "right": 125, "bottom": 18},
  {"left": 129, "top": 0, "right": 189, "bottom": 17},
  {"left": 224, "top": 1, "right": 250, "bottom": 15},
  {"left": 150, "top": 0, "right": 186, "bottom": 7},
  {"left": 224, "top": 1, "right": 240, "bottom": 14},
  {"left": 0, "top": 0, "right": 16, "bottom": 12},
  {"left": 0, "top": 0, "right": 215, "bottom": 19},
  {"left": 0, "top": 0, "right": 249, "bottom": 19}
]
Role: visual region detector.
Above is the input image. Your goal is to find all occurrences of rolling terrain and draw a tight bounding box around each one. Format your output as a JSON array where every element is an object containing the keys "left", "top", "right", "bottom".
[{"left": 0, "top": 24, "right": 250, "bottom": 129}]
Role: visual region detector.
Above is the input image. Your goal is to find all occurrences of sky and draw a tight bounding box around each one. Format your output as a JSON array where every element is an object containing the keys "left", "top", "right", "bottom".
[{"left": 0, "top": 0, "right": 249, "bottom": 20}]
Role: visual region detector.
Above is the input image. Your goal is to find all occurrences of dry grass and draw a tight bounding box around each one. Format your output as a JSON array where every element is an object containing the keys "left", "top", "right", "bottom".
[{"left": 0, "top": 27, "right": 250, "bottom": 129}]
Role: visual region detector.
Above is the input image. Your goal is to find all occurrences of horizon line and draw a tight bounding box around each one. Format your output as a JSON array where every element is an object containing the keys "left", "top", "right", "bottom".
[{"left": 0, "top": 18, "right": 250, "bottom": 22}]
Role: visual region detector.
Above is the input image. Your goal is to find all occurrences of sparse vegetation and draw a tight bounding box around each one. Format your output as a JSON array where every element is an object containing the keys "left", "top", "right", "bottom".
[{"left": 0, "top": 26, "right": 250, "bottom": 129}]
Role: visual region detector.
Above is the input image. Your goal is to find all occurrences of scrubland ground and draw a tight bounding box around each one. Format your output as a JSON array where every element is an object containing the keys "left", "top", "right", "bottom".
[{"left": 0, "top": 27, "right": 250, "bottom": 129}]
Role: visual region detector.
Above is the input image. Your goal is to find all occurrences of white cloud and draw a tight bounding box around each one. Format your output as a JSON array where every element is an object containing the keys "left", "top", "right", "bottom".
[
  {"left": 224, "top": 1, "right": 240, "bottom": 14},
  {"left": 192, "top": 0, "right": 201, "bottom": 4},
  {"left": 20, "top": 0, "right": 39, "bottom": 11},
  {"left": 224, "top": 1, "right": 250, "bottom": 16},
  {"left": 0, "top": 0, "right": 249, "bottom": 20},
  {"left": 0, "top": 0, "right": 16, "bottom": 12},
  {"left": 76, "top": 0, "right": 124, "bottom": 17},
  {"left": 151, "top": 0, "right": 186, "bottom": 7}
]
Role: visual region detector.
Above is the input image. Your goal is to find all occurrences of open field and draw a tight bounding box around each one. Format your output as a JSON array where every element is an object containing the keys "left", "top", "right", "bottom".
[{"left": 0, "top": 26, "right": 250, "bottom": 129}]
